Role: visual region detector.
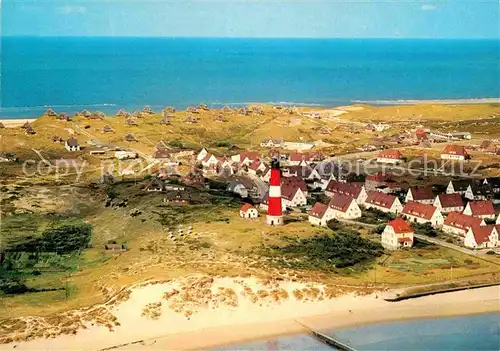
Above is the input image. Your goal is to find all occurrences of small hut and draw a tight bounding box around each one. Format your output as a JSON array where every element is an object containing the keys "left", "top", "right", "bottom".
[
  {"left": 164, "top": 106, "right": 176, "bottom": 113},
  {"left": 252, "top": 106, "right": 264, "bottom": 115},
  {"left": 104, "top": 241, "right": 128, "bottom": 253},
  {"left": 90, "top": 111, "right": 105, "bottom": 120},
  {"left": 133, "top": 110, "right": 144, "bottom": 118},
  {"left": 0, "top": 122, "right": 5, "bottom": 129},
  {"left": 125, "top": 118, "right": 138, "bottom": 126},
  {"left": 222, "top": 105, "right": 232, "bottom": 113},
  {"left": 318, "top": 126, "right": 332, "bottom": 135},
  {"left": 116, "top": 109, "right": 129, "bottom": 117},
  {"left": 51, "top": 135, "right": 64, "bottom": 142},
  {"left": 238, "top": 107, "right": 250, "bottom": 115},
  {"left": 123, "top": 133, "right": 137, "bottom": 142},
  {"left": 21, "top": 121, "right": 32, "bottom": 129},
  {"left": 198, "top": 104, "right": 209, "bottom": 111},
  {"left": 81, "top": 109, "right": 92, "bottom": 118},
  {"left": 101, "top": 172, "right": 115, "bottom": 184},
  {"left": 25, "top": 126, "right": 36, "bottom": 135},
  {"left": 184, "top": 115, "right": 198, "bottom": 124},
  {"left": 143, "top": 106, "right": 154, "bottom": 114},
  {"left": 58, "top": 112, "right": 69, "bottom": 121},
  {"left": 160, "top": 115, "right": 171, "bottom": 125},
  {"left": 102, "top": 125, "right": 115, "bottom": 133},
  {"left": 215, "top": 114, "right": 227, "bottom": 123},
  {"left": 44, "top": 108, "right": 57, "bottom": 117},
  {"left": 186, "top": 106, "right": 199, "bottom": 114}
]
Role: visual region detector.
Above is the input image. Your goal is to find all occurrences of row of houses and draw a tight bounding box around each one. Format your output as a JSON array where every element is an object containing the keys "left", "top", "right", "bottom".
[{"left": 375, "top": 144, "right": 468, "bottom": 164}]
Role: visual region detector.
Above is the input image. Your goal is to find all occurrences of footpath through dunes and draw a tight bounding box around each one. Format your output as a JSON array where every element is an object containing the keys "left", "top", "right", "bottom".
[{"left": 1, "top": 276, "right": 498, "bottom": 351}]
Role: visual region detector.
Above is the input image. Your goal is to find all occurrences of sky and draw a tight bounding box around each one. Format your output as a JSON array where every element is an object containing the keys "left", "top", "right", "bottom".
[{"left": 2, "top": 0, "right": 499, "bottom": 38}]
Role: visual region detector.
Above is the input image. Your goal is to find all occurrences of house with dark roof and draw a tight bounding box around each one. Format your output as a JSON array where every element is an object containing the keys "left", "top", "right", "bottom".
[
  {"left": 434, "top": 193, "right": 464, "bottom": 213},
  {"left": 260, "top": 137, "right": 284, "bottom": 148},
  {"left": 308, "top": 202, "right": 332, "bottom": 226},
  {"left": 482, "top": 177, "right": 500, "bottom": 194},
  {"left": 441, "top": 145, "right": 467, "bottom": 161},
  {"left": 65, "top": 137, "right": 80, "bottom": 152},
  {"left": 281, "top": 185, "right": 307, "bottom": 209},
  {"left": 227, "top": 178, "right": 258, "bottom": 199},
  {"left": 446, "top": 179, "right": 473, "bottom": 195},
  {"left": 281, "top": 177, "right": 308, "bottom": 196},
  {"left": 365, "top": 172, "right": 393, "bottom": 191},
  {"left": 402, "top": 201, "right": 444, "bottom": 227},
  {"left": 288, "top": 152, "right": 312, "bottom": 166},
  {"left": 405, "top": 186, "right": 434, "bottom": 205},
  {"left": 376, "top": 149, "right": 403, "bottom": 164},
  {"left": 463, "top": 200, "right": 496, "bottom": 220},
  {"left": 364, "top": 191, "right": 403, "bottom": 214},
  {"left": 442, "top": 211, "right": 485, "bottom": 237},
  {"left": 327, "top": 194, "right": 361, "bottom": 219},
  {"left": 325, "top": 180, "right": 368, "bottom": 205},
  {"left": 464, "top": 225, "right": 498, "bottom": 249},
  {"left": 464, "top": 181, "right": 494, "bottom": 201},
  {"left": 381, "top": 217, "right": 414, "bottom": 250}
]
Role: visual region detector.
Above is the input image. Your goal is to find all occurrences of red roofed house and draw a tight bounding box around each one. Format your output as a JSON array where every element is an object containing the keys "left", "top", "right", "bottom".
[
  {"left": 281, "top": 177, "right": 308, "bottom": 197},
  {"left": 288, "top": 152, "right": 312, "bottom": 166},
  {"left": 308, "top": 202, "right": 333, "bottom": 226},
  {"left": 381, "top": 217, "right": 414, "bottom": 250},
  {"left": 464, "top": 225, "right": 498, "bottom": 249},
  {"left": 376, "top": 149, "right": 403, "bottom": 164},
  {"left": 240, "top": 204, "right": 259, "bottom": 219},
  {"left": 327, "top": 194, "right": 361, "bottom": 219},
  {"left": 281, "top": 185, "right": 307, "bottom": 209},
  {"left": 415, "top": 129, "right": 428, "bottom": 141},
  {"left": 434, "top": 193, "right": 464, "bottom": 213},
  {"left": 325, "top": 180, "right": 368, "bottom": 205},
  {"left": 231, "top": 152, "right": 260, "bottom": 166},
  {"left": 441, "top": 145, "right": 467, "bottom": 161},
  {"left": 402, "top": 201, "right": 444, "bottom": 227},
  {"left": 364, "top": 191, "right": 403, "bottom": 214},
  {"left": 247, "top": 160, "right": 267, "bottom": 175},
  {"left": 463, "top": 200, "right": 496, "bottom": 220},
  {"left": 405, "top": 186, "right": 434, "bottom": 205},
  {"left": 365, "top": 172, "right": 392, "bottom": 191},
  {"left": 442, "top": 211, "right": 485, "bottom": 237}
]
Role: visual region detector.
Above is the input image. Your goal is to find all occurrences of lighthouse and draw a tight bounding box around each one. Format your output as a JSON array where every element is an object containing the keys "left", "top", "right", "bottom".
[{"left": 266, "top": 157, "right": 283, "bottom": 226}]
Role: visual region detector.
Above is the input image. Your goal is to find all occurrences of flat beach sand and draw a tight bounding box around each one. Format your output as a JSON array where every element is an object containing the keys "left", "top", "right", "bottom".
[
  {"left": 0, "top": 277, "right": 498, "bottom": 351},
  {"left": 0, "top": 119, "right": 37, "bottom": 128}
]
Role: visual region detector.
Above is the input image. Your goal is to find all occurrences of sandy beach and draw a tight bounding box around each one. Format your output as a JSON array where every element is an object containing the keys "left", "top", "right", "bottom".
[
  {"left": 0, "top": 119, "right": 37, "bottom": 128},
  {"left": 0, "top": 276, "right": 498, "bottom": 351}
]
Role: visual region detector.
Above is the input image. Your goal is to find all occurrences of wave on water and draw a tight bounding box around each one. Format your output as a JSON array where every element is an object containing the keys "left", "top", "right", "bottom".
[{"left": 352, "top": 97, "right": 500, "bottom": 105}]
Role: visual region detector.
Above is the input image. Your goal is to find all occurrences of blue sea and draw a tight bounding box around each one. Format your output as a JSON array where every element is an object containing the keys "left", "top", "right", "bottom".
[
  {"left": 215, "top": 313, "right": 500, "bottom": 350},
  {"left": 1, "top": 37, "right": 499, "bottom": 118}
]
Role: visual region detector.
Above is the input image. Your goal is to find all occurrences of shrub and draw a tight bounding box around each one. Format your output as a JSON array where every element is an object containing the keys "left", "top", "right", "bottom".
[{"left": 168, "top": 140, "right": 183, "bottom": 148}]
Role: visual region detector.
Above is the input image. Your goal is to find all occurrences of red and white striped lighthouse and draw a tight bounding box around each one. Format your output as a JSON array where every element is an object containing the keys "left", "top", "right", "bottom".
[{"left": 266, "top": 158, "right": 283, "bottom": 226}]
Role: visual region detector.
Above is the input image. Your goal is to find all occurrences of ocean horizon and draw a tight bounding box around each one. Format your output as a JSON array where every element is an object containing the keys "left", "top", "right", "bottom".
[
  {"left": 215, "top": 312, "right": 500, "bottom": 350},
  {"left": 1, "top": 37, "right": 499, "bottom": 118}
]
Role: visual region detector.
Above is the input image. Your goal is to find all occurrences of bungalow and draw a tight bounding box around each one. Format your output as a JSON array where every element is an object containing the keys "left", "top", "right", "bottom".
[
  {"left": 65, "top": 137, "right": 80, "bottom": 152},
  {"left": 227, "top": 178, "right": 257, "bottom": 199},
  {"left": 248, "top": 159, "right": 267, "bottom": 175},
  {"left": 325, "top": 180, "right": 368, "bottom": 205},
  {"left": 216, "top": 158, "right": 235, "bottom": 176},
  {"left": 114, "top": 151, "right": 138, "bottom": 160},
  {"left": 446, "top": 179, "right": 473, "bottom": 195},
  {"left": 381, "top": 217, "right": 414, "bottom": 250},
  {"left": 145, "top": 178, "right": 164, "bottom": 192},
  {"left": 434, "top": 193, "right": 464, "bottom": 213},
  {"left": 164, "top": 191, "right": 190, "bottom": 204},
  {"left": 405, "top": 186, "right": 434, "bottom": 205},
  {"left": 464, "top": 225, "right": 499, "bottom": 249},
  {"left": 364, "top": 191, "right": 403, "bottom": 214},
  {"left": 231, "top": 151, "right": 260, "bottom": 166},
  {"left": 281, "top": 177, "right": 308, "bottom": 197},
  {"left": 415, "top": 129, "right": 428, "bottom": 141},
  {"left": 308, "top": 202, "right": 332, "bottom": 227},
  {"left": 464, "top": 182, "right": 493, "bottom": 201},
  {"left": 281, "top": 186, "right": 307, "bottom": 209},
  {"left": 327, "top": 194, "right": 362, "bottom": 220},
  {"left": 377, "top": 149, "right": 403, "bottom": 164},
  {"left": 240, "top": 204, "right": 259, "bottom": 219},
  {"left": 201, "top": 153, "right": 219, "bottom": 169},
  {"left": 442, "top": 211, "right": 485, "bottom": 237},
  {"left": 402, "top": 201, "right": 444, "bottom": 227},
  {"left": 463, "top": 200, "right": 496, "bottom": 220},
  {"left": 440, "top": 145, "right": 467, "bottom": 161},
  {"left": 288, "top": 152, "right": 312, "bottom": 166}
]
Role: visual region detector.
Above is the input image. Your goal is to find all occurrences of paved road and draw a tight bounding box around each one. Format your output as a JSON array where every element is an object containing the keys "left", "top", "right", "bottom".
[{"left": 413, "top": 233, "right": 477, "bottom": 255}]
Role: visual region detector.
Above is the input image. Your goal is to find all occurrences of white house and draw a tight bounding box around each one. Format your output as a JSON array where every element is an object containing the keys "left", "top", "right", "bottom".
[
  {"left": 446, "top": 180, "right": 473, "bottom": 195},
  {"left": 441, "top": 145, "right": 467, "bottom": 161},
  {"left": 240, "top": 204, "right": 259, "bottom": 219},
  {"left": 227, "top": 178, "right": 256, "bottom": 199},
  {"left": 434, "top": 193, "right": 464, "bottom": 213},
  {"left": 288, "top": 152, "right": 312, "bottom": 166},
  {"left": 328, "top": 194, "right": 362, "bottom": 220},
  {"left": 402, "top": 201, "right": 444, "bottom": 227},
  {"left": 197, "top": 147, "right": 208, "bottom": 161},
  {"left": 405, "top": 186, "right": 434, "bottom": 205},
  {"left": 442, "top": 211, "right": 485, "bottom": 237},
  {"left": 201, "top": 153, "right": 219, "bottom": 168},
  {"left": 308, "top": 202, "right": 334, "bottom": 226},
  {"left": 114, "top": 151, "right": 138, "bottom": 160},
  {"left": 248, "top": 160, "right": 267, "bottom": 175},
  {"left": 464, "top": 225, "right": 499, "bottom": 249},
  {"left": 260, "top": 137, "right": 284, "bottom": 148},
  {"left": 376, "top": 149, "right": 403, "bottom": 164},
  {"left": 65, "top": 137, "right": 80, "bottom": 152},
  {"left": 381, "top": 217, "right": 414, "bottom": 250},
  {"left": 364, "top": 191, "right": 403, "bottom": 214},
  {"left": 281, "top": 186, "right": 307, "bottom": 209},
  {"left": 463, "top": 200, "right": 496, "bottom": 220}
]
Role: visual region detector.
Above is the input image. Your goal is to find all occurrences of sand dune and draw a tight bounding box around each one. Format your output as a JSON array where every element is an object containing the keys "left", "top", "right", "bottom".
[{"left": 0, "top": 276, "right": 498, "bottom": 351}]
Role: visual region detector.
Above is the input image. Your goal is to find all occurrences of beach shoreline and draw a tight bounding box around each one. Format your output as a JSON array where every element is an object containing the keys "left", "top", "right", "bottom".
[
  {"left": 1, "top": 277, "right": 498, "bottom": 351},
  {"left": 0, "top": 119, "right": 37, "bottom": 127}
]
